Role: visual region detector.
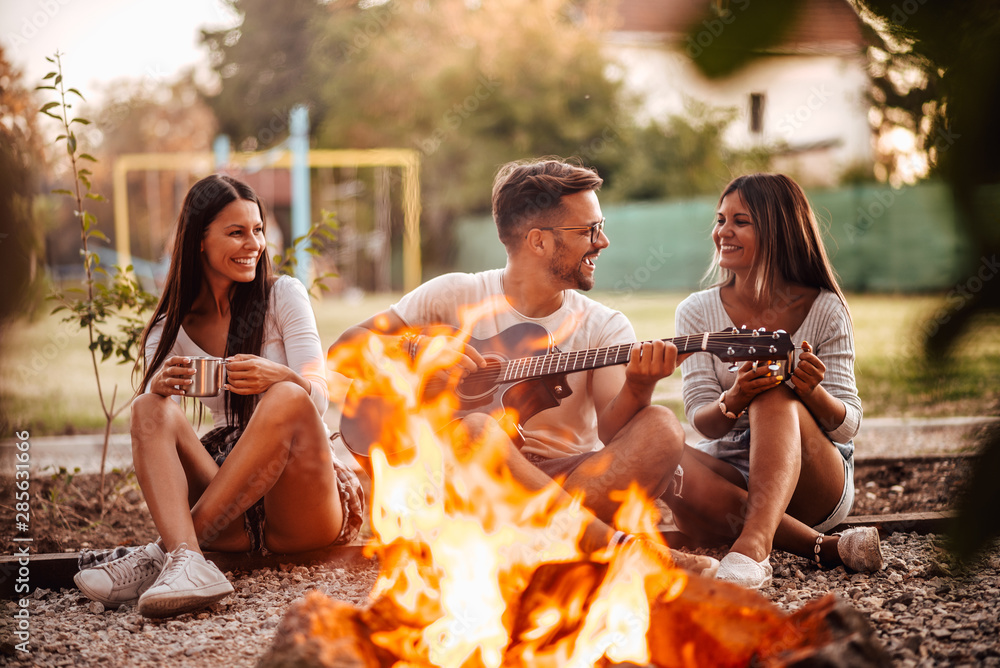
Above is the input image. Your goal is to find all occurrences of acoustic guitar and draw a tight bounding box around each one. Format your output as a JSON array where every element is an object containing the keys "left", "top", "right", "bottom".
[{"left": 340, "top": 322, "right": 794, "bottom": 459}]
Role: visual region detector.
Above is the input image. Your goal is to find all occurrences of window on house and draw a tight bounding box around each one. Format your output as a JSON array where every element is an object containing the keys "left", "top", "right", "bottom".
[{"left": 749, "top": 93, "right": 766, "bottom": 134}]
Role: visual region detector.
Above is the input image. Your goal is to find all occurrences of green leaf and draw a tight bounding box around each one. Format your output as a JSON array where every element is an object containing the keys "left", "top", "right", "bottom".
[
  {"left": 67, "top": 133, "right": 77, "bottom": 154},
  {"left": 70, "top": 117, "right": 91, "bottom": 125},
  {"left": 90, "top": 230, "right": 109, "bottom": 242},
  {"left": 40, "top": 101, "right": 59, "bottom": 112},
  {"left": 54, "top": 74, "right": 61, "bottom": 85},
  {"left": 67, "top": 88, "right": 86, "bottom": 101},
  {"left": 86, "top": 193, "right": 107, "bottom": 201},
  {"left": 41, "top": 110, "right": 61, "bottom": 120},
  {"left": 35, "top": 85, "right": 57, "bottom": 91},
  {"left": 51, "top": 188, "right": 73, "bottom": 196},
  {"left": 45, "top": 56, "right": 54, "bottom": 63},
  {"left": 79, "top": 153, "right": 97, "bottom": 162},
  {"left": 42, "top": 72, "right": 56, "bottom": 80}
]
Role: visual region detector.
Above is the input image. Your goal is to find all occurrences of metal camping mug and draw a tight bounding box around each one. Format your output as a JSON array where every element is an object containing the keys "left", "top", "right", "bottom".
[{"left": 187, "top": 356, "right": 229, "bottom": 397}]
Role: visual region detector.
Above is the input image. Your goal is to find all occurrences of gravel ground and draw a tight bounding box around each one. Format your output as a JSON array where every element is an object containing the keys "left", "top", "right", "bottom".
[{"left": 2, "top": 532, "right": 998, "bottom": 667}]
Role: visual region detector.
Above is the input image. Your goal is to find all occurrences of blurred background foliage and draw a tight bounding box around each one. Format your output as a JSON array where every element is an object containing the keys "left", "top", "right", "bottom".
[{"left": 200, "top": 0, "right": 772, "bottom": 268}]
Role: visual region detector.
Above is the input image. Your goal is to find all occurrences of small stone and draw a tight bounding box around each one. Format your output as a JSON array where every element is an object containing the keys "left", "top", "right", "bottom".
[
  {"left": 890, "top": 484, "right": 905, "bottom": 494},
  {"left": 88, "top": 601, "right": 105, "bottom": 615}
]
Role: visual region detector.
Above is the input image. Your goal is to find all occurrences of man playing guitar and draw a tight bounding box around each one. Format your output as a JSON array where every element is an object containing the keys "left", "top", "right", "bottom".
[{"left": 329, "top": 158, "right": 718, "bottom": 576}]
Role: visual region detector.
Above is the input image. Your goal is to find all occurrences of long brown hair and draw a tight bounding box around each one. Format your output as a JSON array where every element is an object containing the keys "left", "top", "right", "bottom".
[
  {"left": 137, "top": 174, "right": 273, "bottom": 429},
  {"left": 705, "top": 173, "right": 846, "bottom": 307}
]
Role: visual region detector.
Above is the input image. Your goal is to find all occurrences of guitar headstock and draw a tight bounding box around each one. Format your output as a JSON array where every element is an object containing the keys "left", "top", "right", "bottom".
[{"left": 706, "top": 327, "right": 795, "bottom": 364}]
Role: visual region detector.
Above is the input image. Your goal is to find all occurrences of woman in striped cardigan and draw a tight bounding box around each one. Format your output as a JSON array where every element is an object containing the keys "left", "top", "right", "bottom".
[{"left": 663, "top": 173, "right": 883, "bottom": 589}]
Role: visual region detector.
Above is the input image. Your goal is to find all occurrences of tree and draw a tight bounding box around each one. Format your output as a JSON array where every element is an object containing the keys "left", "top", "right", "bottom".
[{"left": 201, "top": 0, "right": 328, "bottom": 151}]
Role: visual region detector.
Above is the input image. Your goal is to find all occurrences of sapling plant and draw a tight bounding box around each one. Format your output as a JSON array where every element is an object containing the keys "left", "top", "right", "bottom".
[{"left": 38, "top": 52, "right": 157, "bottom": 512}]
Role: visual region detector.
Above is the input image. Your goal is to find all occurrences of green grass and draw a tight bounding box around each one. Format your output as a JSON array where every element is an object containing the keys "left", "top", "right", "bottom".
[{"left": 2, "top": 291, "right": 997, "bottom": 435}]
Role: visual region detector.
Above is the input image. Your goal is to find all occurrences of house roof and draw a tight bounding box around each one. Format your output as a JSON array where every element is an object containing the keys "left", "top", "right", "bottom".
[{"left": 612, "top": 0, "right": 867, "bottom": 52}]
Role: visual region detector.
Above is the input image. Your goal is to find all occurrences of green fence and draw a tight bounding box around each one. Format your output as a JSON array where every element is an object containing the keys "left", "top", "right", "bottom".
[{"left": 453, "top": 181, "right": 971, "bottom": 292}]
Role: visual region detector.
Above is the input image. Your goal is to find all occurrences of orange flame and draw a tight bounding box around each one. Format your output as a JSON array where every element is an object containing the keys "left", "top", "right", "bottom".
[{"left": 330, "top": 312, "right": 685, "bottom": 668}]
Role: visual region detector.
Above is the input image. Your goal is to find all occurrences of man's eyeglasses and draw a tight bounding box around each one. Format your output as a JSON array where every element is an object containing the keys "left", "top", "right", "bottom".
[{"left": 532, "top": 218, "right": 605, "bottom": 244}]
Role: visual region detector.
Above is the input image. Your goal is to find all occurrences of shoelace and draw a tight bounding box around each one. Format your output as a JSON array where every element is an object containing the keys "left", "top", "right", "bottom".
[
  {"left": 156, "top": 550, "right": 195, "bottom": 586},
  {"left": 105, "top": 551, "right": 158, "bottom": 585}
]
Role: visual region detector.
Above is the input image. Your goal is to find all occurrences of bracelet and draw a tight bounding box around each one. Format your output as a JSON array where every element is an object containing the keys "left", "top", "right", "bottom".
[
  {"left": 718, "top": 391, "right": 745, "bottom": 420},
  {"left": 399, "top": 332, "right": 423, "bottom": 363},
  {"left": 608, "top": 530, "right": 635, "bottom": 551}
]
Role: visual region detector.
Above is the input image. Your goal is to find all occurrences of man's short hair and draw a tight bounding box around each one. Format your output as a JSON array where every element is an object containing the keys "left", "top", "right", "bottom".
[{"left": 492, "top": 158, "right": 603, "bottom": 246}]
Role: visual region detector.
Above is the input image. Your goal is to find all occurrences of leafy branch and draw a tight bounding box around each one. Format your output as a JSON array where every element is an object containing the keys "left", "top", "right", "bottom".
[{"left": 272, "top": 208, "right": 340, "bottom": 297}]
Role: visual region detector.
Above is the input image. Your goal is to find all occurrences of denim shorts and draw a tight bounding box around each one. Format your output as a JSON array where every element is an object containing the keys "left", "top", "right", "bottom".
[
  {"left": 202, "top": 426, "right": 365, "bottom": 554},
  {"left": 694, "top": 429, "right": 855, "bottom": 533}
]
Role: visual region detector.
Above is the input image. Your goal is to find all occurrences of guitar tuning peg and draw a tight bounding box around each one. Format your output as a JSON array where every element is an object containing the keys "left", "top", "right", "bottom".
[
  {"left": 726, "top": 346, "right": 736, "bottom": 356},
  {"left": 731, "top": 327, "right": 739, "bottom": 335},
  {"left": 768, "top": 345, "right": 777, "bottom": 354},
  {"left": 759, "top": 326, "right": 767, "bottom": 332},
  {"left": 751, "top": 329, "right": 759, "bottom": 337},
  {"left": 728, "top": 363, "right": 739, "bottom": 373}
]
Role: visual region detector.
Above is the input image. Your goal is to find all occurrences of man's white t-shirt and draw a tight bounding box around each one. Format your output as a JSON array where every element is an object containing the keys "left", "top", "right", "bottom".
[{"left": 390, "top": 269, "right": 634, "bottom": 459}]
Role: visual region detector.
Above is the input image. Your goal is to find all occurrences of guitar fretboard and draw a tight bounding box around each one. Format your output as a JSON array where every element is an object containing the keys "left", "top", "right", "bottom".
[{"left": 495, "top": 332, "right": 786, "bottom": 383}]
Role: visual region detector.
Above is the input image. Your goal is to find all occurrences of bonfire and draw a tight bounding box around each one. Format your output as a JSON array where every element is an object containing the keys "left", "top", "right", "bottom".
[{"left": 258, "top": 317, "right": 887, "bottom": 668}]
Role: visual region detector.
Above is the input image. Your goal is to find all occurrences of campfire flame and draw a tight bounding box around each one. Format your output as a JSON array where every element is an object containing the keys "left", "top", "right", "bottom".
[
  {"left": 329, "top": 316, "right": 687, "bottom": 668},
  {"left": 317, "top": 317, "right": 877, "bottom": 668}
]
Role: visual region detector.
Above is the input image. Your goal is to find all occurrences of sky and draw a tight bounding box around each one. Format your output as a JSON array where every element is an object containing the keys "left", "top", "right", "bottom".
[{"left": 1, "top": 0, "right": 240, "bottom": 98}]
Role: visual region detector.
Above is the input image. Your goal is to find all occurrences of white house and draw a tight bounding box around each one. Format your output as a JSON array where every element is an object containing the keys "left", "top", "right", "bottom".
[{"left": 604, "top": 0, "right": 873, "bottom": 186}]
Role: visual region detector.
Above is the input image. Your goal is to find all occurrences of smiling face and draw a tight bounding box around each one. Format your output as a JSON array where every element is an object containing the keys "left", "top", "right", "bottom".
[
  {"left": 546, "top": 190, "right": 608, "bottom": 291},
  {"left": 713, "top": 190, "right": 758, "bottom": 276},
  {"left": 200, "top": 198, "right": 265, "bottom": 287}
]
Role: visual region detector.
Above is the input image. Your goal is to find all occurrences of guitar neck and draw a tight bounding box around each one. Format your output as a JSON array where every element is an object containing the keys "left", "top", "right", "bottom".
[{"left": 499, "top": 335, "right": 713, "bottom": 384}]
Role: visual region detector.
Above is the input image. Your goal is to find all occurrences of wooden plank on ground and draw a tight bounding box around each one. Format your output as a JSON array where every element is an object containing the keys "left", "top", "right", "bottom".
[
  {"left": 0, "top": 543, "right": 371, "bottom": 601},
  {"left": 661, "top": 511, "right": 955, "bottom": 550},
  {"left": 832, "top": 511, "right": 955, "bottom": 535},
  {"left": 0, "top": 510, "right": 957, "bottom": 600}
]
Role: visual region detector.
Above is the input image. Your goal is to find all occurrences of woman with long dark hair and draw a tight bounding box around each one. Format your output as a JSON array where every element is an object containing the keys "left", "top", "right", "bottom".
[
  {"left": 74, "top": 175, "right": 364, "bottom": 617},
  {"left": 663, "top": 173, "right": 883, "bottom": 589}
]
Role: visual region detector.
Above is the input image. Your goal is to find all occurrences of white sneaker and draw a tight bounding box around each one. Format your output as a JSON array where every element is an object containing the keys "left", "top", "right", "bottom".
[
  {"left": 137, "top": 544, "right": 233, "bottom": 618},
  {"left": 716, "top": 552, "right": 773, "bottom": 589},
  {"left": 74, "top": 542, "right": 165, "bottom": 607}
]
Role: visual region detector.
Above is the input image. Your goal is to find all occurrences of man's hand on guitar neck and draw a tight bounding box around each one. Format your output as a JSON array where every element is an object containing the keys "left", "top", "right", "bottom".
[{"left": 621, "top": 340, "right": 681, "bottom": 405}]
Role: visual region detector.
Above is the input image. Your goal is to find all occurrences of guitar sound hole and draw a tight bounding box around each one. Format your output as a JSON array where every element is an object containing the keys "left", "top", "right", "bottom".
[{"left": 458, "top": 361, "right": 503, "bottom": 399}]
